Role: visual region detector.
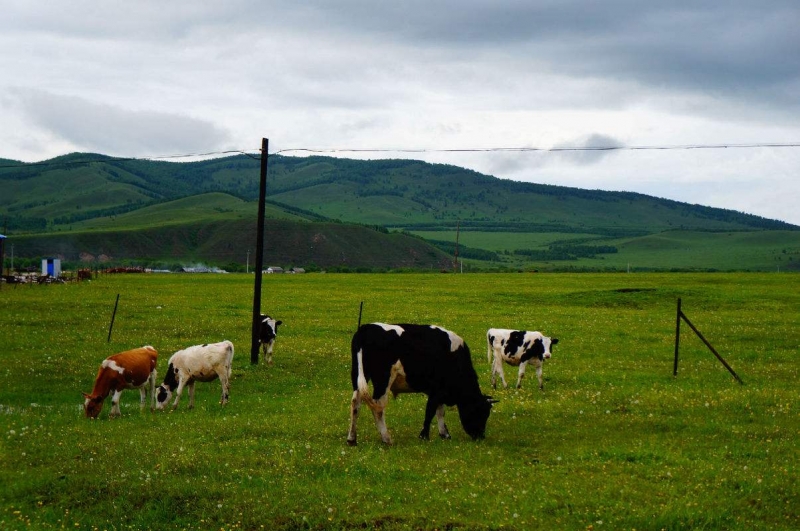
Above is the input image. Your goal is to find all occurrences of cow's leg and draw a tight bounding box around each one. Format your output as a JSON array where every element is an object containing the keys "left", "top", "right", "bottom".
[
  {"left": 436, "top": 404, "right": 451, "bottom": 440},
  {"left": 148, "top": 369, "right": 157, "bottom": 410},
  {"left": 109, "top": 390, "right": 123, "bottom": 418},
  {"left": 535, "top": 360, "right": 544, "bottom": 390},
  {"left": 187, "top": 382, "right": 196, "bottom": 409},
  {"left": 419, "top": 397, "right": 440, "bottom": 440},
  {"left": 370, "top": 395, "right": 392, "bottom": 445},
  {"left": 495, "top": 355, "right": 509, "bottom": 389},
  {"left": 218, "top": 369, "right": 231, "bottom": 405},
  {"left": 171, "top": 378, "right": 187, "bottom": 410},
  {"left": 139, "top": 387, "right": 147, "bottom": 410},
  {"left": 490, "top": 353, "right": 498, "bottom": 389},
  {"left": 516, "top": 361, "right": 528, "bottom": 389},
  {"left": 266, "top": 341, "right": 274, "bottom": 366},
  {"left": 347, "top": 390, "right": 361, "bottom": 446}
]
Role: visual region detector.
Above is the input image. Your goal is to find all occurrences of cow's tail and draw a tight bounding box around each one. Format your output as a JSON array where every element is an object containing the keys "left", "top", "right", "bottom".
[
  {"left": 351, "top": 332, "right": 377, "bottom": 408},
  {"left": 487, "top": 332, "right": 493, "bottom": 364}
]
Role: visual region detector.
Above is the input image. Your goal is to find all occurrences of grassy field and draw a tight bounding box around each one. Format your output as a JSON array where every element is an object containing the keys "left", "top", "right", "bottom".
[
  {"left": 413, "top": 230, "right": 800, "bottom": 272},
  {"left": 1, "top": 273, "right": 797, "bottom": 530}
]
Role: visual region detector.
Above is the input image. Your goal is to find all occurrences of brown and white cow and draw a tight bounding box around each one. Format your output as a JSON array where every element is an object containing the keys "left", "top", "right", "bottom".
[
  {"left": 487, "top": 329, "right": 558, "bottom": 390},
  {"left": 154, "top": 340, "right": 234, "bottom": 411},
  {"left": 83, "top": 346, "right": 158, "bottom": 419}
]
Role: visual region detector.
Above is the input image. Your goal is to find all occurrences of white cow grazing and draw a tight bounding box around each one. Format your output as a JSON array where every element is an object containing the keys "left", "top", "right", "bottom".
[
  {"left": 487, "top": 329, "right": 558, "bottom": 390},
  {"left": 155, "top": 341, "right": 234, "bottom": 410}
]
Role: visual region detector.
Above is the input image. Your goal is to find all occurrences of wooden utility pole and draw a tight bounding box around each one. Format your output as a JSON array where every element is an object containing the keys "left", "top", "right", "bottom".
[{"left": 251, "top": 138, "right": 269, "bottom": 364}]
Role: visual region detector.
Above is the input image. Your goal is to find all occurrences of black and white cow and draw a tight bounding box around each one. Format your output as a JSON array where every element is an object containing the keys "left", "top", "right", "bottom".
[
  {"left": 155, "top": 340, "right": 234, "bottom": 410},
  {"left": 487, "top": 329, "right": 558, "bottom": 390},
  {"left": 258, "top": 315, "right": 282, "bottom": 365},
  {"left": 347, "top": 323, "right": 496, "bottom": 446}
]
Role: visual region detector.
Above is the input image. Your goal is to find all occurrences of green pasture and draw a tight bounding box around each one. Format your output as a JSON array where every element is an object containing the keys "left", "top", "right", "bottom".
[
  {"left": 412, "top": 230, "right": 800, "bottom": 272},
  {"left": 1, "top": 273, "right": 797, "bottom": 530}
]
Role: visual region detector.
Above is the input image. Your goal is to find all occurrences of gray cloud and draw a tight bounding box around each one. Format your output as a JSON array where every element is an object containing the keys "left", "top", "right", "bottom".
[
  {"left": 2, "top": 2, "right": 800, "bottom": 223},
  {"left": 9, "top": 89, "right": 230, "bottom": 155}
]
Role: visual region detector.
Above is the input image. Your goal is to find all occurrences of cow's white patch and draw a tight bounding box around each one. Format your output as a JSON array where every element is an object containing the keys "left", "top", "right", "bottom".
[
  {"left": 430, "top": 325, "right": 463, "bottom": 352},
  {"left": 375, "top": 323, "right": 404, "bottom": 336},
  {"left": 101, "top": 359, "right": 126, "bottom": 374}
]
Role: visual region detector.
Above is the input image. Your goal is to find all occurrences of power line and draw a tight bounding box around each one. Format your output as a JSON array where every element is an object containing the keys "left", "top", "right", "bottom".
[
  {"left": 274, "top": 142, "right": 800, "bottom": 155},
  {"left": 2, "top": 142, "right": 799, "bottom": 171}
]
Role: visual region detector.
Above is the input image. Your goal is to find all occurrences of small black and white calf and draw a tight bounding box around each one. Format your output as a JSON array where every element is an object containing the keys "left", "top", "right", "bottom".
[
  {"left": 348, "top": 323, "right": 496, "bottom": 446},
  {"left": 258, "top": 315, "right": 282, "bottom": 365},
  {"left": 487, "top": 329, "right": 558, "bottom": 390}
]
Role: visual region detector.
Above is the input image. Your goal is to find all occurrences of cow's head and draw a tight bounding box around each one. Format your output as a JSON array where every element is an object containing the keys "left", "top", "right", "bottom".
[
  {"left": 259, "top": 315, "right": 282, "bottom": 343},
  {"left": 458, "top": 395, "right": 497, "bottom": 440},
  {"left": 82, "top": 393, "right": 104, "bottom": 419},
  {"left": 154, "top": 385, "right": 172, "bottom": 411},
  {"left": 544, "top": 337, "right": 559, "bottom": 360}
]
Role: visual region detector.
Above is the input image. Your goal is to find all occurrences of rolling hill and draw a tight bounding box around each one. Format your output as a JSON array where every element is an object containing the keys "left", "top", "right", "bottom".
[{"left": 1, "top": 153, "right": 798, "bottom": 271}]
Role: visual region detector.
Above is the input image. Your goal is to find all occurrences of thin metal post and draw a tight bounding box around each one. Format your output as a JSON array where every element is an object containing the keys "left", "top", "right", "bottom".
[
  {"left": 673, "top": 298, "right": 681, "bottom": 376},
  {"left": 357, "top": 301, "right": 364, "bottom": 330},
  {"left": 107, "top": 294, "right": 120, "bottom": 343},
  {"left": 251, "top": 138, "right": 269, "bottom": 364},
  {"left": 453, "top": 220, "right": 460, "bottom": 273},
  {"left": 680, "top": 311, "right": 744, "bottom": 385}
]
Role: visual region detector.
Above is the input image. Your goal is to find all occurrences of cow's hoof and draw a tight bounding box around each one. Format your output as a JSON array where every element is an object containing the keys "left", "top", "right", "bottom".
[
  {"left": 418, "top": 432, "right": 430, "bottom": 440},
  {"left": 346, "top": 439, "right": 357, "bottom": 447},
  {"left": 440, "top": 433, "right": 452, "bottom": 440}
]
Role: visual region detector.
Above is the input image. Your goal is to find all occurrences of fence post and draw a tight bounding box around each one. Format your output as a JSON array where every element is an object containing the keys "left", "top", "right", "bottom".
[
  {"left": 673, "top": 298, "right": 743, "bottom": 385},
  {"left": 673, "top": 298, "right": 681, "bottom": 376},
  {"left": 107, "top": 294, "right": 120, "bottom": 343}
]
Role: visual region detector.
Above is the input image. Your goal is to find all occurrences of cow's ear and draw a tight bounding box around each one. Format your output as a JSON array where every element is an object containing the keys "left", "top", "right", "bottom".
[
  {"left": 551, "top": 338, "right": 559, "bottom": 345},
  {"left": 82, "top": 392, "right": 91, "bottom": 400},
  {"left": 276, "top": 320, "right": 283, "bottom": 326}
]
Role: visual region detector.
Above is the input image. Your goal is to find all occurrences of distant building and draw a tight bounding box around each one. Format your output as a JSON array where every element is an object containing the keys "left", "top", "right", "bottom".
[
  {"left": 180, "top": 266, "right": 228, "bottom": 273},
  {"left": 291, "top": 267, "right": 306, "bottom": 274},
  {"left": 42, "top": 258, "right": 62, "bottom": 277},
  {"left": 265, "top": 267, "right": 284, "bottom": 274}
]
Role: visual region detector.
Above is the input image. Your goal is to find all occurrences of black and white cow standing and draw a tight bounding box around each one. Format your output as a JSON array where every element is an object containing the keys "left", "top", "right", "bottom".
[
  {"left": 487, "top": 329, "right": 558, "bottom": 390},
  {"left": 258, "top": 315, "right": 282, "bottom": 365},
  {"left": 347, "top": 323, "right": 496, "bottom": 446},
  {"left": 155, "top": 340, "right": 234, "bottom": 410}
]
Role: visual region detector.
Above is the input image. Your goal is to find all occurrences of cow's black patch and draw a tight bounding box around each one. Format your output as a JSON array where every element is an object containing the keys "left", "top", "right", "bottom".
[
  {"left": 157, "top": 386, "right": 169, "bottom": 403},
  {"left": 162, "top": 363, "right": 179, "bottom": 391},
  {"left": 504, "top": 330, "right": 527, "bottom": 357},
  {"left": 520, "top": 338, "right": 545, "bottom": 363}
]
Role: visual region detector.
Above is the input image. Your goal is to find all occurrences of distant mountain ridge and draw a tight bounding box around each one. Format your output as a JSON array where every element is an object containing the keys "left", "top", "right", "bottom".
[
  {"left": 1, "top": 152, "right": 795, "bottom": 233},
  {"left": 2, "top": 153, "right": 798, "bottom": 272}
]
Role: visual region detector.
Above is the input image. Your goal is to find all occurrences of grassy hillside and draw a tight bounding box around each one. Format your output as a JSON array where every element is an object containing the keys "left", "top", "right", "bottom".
[
  {"left": 3, "top": 153, "right": 793, "bottom": 233},
  {"left": 2, "top": 153, "right": 797, "bottom": 271},
  {"left": 9, "top": 218, "right": 452, "bottom": 271}
]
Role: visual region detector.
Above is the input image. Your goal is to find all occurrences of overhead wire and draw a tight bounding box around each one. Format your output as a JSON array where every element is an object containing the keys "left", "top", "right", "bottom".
[{"left": 2, "top": 142, "right": 800, "bottom": 170}]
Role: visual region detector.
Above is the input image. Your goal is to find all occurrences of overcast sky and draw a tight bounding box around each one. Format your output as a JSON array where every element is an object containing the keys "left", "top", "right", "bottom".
[{"left": 2, "top": 1, "right": 799, "bottom": 224}]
